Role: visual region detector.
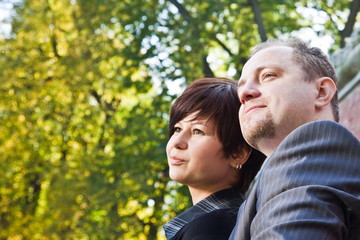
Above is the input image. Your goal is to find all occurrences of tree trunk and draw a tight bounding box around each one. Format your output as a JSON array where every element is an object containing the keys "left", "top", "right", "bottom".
[
  {"left": 248, "top": 0, "right": 267, "bottom": 42},
  {"left": 340, "top": 0, "right": 360, "bottom": 48}
]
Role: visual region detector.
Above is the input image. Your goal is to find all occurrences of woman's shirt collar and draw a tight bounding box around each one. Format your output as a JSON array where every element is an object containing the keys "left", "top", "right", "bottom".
[{"left": 163, "top": 188, "right": 244, "bottom": 239}]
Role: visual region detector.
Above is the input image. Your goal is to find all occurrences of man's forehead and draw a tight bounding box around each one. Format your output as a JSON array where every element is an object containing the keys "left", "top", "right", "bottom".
[
  {"left": 238, "top": 47, "right": 294, "bottom": 86},
  {"left": 243, "top": 47, "right": 294, "bottom": 71},
  {"left": 251, "top": 46, "right": 293, "bottom": 61},
  {"left": 254, "top": 45, "right": 294, "bottom": 54}
]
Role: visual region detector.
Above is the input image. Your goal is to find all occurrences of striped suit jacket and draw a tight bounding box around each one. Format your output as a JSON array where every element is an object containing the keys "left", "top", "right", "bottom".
[{"left": 229, "top": 120, "right": 360, "bottom": 240}]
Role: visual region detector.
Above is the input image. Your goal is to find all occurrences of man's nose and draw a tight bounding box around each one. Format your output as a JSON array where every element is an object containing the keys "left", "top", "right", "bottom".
[{"left": 238, "top": 82, "right": 260, "bottom": 104}]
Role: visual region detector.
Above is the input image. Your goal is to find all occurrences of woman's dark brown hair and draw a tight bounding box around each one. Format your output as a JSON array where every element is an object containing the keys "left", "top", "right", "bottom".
[{"left": 169, "top": 78, "right": 265, "bottom": 193}]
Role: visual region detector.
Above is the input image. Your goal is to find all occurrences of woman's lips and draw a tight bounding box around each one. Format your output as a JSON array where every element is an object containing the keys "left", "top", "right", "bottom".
[{"left": 169, "top": 156, "right": 186, "bottom": 165}]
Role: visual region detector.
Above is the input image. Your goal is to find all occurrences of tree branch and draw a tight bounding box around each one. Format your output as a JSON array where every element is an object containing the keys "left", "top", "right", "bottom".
[
  {"left": 214, "top": 36, "right": 234, "bottom": 56},
  {"left": 51, "top": 34, "right": 61, "bottom": 58},
  {"left": 248, "top": 0, "right": 267, "bottom": 42},
  {"left": 340, "top": 0, "right": 360, "bottom": 48},
  {"left": 168, "top": 1, "right": 235, "bottom": 57},
  {"left": 167, "top": 0, "right": 215, "bottom": 77},
  {"left": 168, "top": 0, "right": 191, "bottom": 20},
  {"left": 89, "top": 89, "right": 120, "bottom": 113},
  {"left": 89, "top": 89, "right": 102, "bottom": 106},
  {"left": 202, "top": 55, "right": 215, "bottom": 77}
]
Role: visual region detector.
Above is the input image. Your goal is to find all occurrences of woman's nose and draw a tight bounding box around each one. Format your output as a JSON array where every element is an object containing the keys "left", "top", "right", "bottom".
[{"left": 172, "top": 132, "right": 188, "bottom": 150}]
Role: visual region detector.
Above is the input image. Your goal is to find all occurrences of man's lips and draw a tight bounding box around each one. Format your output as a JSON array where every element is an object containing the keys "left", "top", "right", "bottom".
[
  {"left": 245, "top": 105, "right": 266, "bottom": 114},
  {"left": 169, "top": 156, "right": 186, "bottom": 165}
]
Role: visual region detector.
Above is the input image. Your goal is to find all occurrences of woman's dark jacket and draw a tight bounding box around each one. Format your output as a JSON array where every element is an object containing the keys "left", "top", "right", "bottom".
[{"left": 163, "top": 188, "right": 244, "bottom": 240}]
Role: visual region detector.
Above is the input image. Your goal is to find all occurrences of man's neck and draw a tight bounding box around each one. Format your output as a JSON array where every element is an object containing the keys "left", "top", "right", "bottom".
[{"left": 255, "top": 135, "right": 286, "bottom": 157}]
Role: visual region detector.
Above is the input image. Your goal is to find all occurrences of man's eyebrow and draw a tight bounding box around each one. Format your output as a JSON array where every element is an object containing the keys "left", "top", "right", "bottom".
[
  {"left": 238, "top": 66, "right": 265, "bottom": 87},
  {"left": 238, "top": 65, "right": 283, "bottom": 87}
]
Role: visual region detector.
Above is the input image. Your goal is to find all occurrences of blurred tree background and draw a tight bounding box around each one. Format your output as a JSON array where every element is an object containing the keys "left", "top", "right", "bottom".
[{"left": 0, "top": 0, "right": 358, "bottom": 239}]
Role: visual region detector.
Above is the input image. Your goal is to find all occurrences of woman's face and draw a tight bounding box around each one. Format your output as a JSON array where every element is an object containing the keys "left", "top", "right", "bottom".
[{"left": 166, "top": 112, "right": 237, "bottom": 192}]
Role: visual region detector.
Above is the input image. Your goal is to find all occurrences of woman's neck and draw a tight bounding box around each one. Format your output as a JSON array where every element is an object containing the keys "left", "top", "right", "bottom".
[{"left": 188, "top": 185, "right": 232, "bottom": 205}]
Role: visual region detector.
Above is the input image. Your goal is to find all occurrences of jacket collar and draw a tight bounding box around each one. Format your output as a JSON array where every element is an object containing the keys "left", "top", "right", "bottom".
[{"left": 163, "top": 188, "right": 244, "bottom": 239}]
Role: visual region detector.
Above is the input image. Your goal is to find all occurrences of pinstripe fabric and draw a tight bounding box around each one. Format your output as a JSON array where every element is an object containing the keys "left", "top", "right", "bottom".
[
  {"left": 164, "top": 188, "right": 244, "bottom": 240},
  {"left": 229, "top": 120, "right": 360, "bottom": 240}
]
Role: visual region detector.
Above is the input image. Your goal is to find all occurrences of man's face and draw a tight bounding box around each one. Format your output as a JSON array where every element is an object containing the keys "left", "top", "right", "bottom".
[{"left": 238, "top": 46, "right": 317, "bottom": 154}]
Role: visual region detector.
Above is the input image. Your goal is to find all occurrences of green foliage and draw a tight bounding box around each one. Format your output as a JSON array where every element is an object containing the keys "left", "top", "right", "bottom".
[{"left": 0, "top": 0, "right": 358, "bottom": 239}]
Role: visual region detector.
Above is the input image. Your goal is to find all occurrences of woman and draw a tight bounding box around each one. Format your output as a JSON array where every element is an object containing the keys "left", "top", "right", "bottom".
[{"left": 163, "top": 78, "right": 265, "bottom": 240}]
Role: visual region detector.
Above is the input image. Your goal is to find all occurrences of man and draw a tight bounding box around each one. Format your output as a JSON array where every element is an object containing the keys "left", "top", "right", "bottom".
[{"left": 229, "top": 39, "right": 360, "bottom": 240}]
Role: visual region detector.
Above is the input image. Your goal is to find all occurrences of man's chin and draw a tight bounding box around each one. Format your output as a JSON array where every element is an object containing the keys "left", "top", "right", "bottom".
[{"left": 244, "top": 119, "right": 275, "bottom": 147}]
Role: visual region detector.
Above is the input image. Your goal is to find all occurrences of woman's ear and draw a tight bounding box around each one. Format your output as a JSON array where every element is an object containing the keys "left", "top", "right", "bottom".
[
  {"left": 230, "top": 145, "right": 252, "bottom": 169},
  {"left": 315, "top": 77, "right": 337, "bottom": 109}
]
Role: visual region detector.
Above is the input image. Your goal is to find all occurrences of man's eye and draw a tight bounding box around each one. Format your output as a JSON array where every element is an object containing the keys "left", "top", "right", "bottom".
[{"left": 263, "top": 73, "right": 275, "bottom": 79}]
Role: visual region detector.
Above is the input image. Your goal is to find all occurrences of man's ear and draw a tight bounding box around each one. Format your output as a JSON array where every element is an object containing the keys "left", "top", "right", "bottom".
[
  {"left": 315, "top": 77, "right": 337, "bottom": 109},
  {"left": 230, "top": 145, "right": 252, "bottom": 169}
]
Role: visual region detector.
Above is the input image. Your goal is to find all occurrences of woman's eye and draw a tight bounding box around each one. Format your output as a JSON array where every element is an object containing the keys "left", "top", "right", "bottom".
[
  {"left": 193, "top": 129, "right": 204, "bottom": 135},
  {"left": 174, "top": 127, "right": 181, "bottom": 133}
]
